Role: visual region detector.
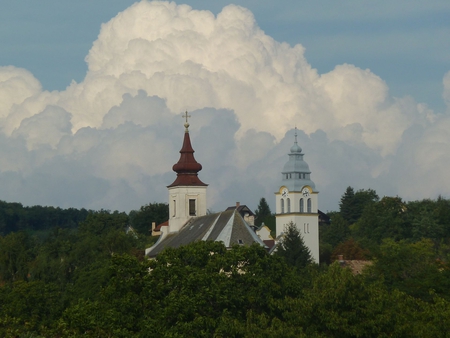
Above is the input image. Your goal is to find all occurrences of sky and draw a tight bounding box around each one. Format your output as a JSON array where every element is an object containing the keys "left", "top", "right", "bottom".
[{"left": 0, "top": 0, "right": 449, "bottom": 213}]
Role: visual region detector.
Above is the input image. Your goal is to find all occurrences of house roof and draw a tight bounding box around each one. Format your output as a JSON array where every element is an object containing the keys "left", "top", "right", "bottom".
[
  {"left": 225, "top": 204, "right": 255, "bottom": 217},
  {"left": 154, "top": 221, "right": 168, "bottom": 232},
  {"left": 146, "top": 209, "right": 266, "bottom": 258},
  {"left": 339, "top": 260, "right": 373, "bottom": 275}
]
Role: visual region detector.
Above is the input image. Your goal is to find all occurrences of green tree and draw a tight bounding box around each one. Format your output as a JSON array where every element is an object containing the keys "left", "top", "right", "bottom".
[
  {"left": 339, "top": 186, "right": 379, "bottom": 225},
  {"left": 0, "top": 232, "right": 35, "bottom": 283},
  {"left": 365, "top": 238, "right": 450, "bottom": 301},
  {"left": 320, "top": 212, "right": 350, "bottom": 248},
  {"left": 275, "top": 221, "right": 313, "bottom": 269},
  {"left": 330, "top": 238, "right": 368, "bottom": 261},
  {"left": 352, "top": 196, "right": 411, "bottom": 246},
  {"left": 129, "top": 202, "right": 169, "bottom": 234},
  {"left": 284, "top": 263, "right": 450, "bottom": 337},
  {"left": 254, "top": 197, "right": 273, "bottom": 228},
  {"left": 61, "top": 241, "right": 303, "bottom": 337}
]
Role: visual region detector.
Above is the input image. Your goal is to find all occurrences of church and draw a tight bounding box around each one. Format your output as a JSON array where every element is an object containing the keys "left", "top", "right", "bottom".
[{"left": 145, "top": 113, "right": 320, "bottom": 263}]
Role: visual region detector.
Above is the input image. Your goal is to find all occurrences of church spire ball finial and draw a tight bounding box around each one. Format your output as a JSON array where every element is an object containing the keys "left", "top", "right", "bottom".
[{"left": 182, "top": 111, "right": 191, "bottom": 132}]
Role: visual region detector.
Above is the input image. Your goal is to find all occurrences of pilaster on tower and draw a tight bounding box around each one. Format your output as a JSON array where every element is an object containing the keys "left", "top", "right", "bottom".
[{"left": 167, "top": 112, "right": 208, "bottom": 233}]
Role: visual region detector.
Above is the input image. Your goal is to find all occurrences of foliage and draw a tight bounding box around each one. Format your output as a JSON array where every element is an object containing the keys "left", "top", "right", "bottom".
[
  {"left": 365, "top": 238, "right": 450, "bottom": 301},
  {"left": 129, "top": 202, "right": 169, "bottom": 234},
  {"left": 2, "top": 191, "right": 450, "bottom": 335},
  {"left": 320, "top": 212, "right": 350, "bottom": 248},
  {"left": 351, "top": 196, "right": 411, "bottom": 247},
  {"left": 339, "top": 186, "right": 379, "bottom": 225},
  {"left": 331, "top": 238, "right": 369, "bottom": 261},
  {"left": 275, "top": 221, "right": 313, "bottom": 269},
  {"left": 0, "top": 232, "right": 35, "bottom": 283},
  {"left": 254, "top": 197, "right": 273, "bottom": 228},
  {"left": 0, "top": 200, "right": 88, "bottom": 236}
]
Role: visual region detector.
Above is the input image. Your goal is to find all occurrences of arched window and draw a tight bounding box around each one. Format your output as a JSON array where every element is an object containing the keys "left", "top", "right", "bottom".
[
  {"left": 307, "top": 198, "right": 312, "bottom": 213},
  {"left": 281, "top": 199, "right": 285, "bottom": 213},
  {"left": 300, "top": 198, "right": 304, "bottom": 213},
  {"left": 287, "top": 198, "right": 291, "bottom": 213}
]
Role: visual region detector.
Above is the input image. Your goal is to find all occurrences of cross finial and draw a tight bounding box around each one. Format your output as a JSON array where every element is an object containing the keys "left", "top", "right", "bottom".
[
  {"left": 182, "top": 111, "right": 191, "bottom": 132},
  {"left": 294, "top": 126, "right": 298, "bottom": 143}
]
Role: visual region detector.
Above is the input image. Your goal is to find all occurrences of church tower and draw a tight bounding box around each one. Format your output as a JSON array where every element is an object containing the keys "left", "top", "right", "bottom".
[
  {"left": 167, "top": 112, "right": 208, "bottom": 233},
  {"left": 275, "top": 129, "right": 319, "bottom": 263}
]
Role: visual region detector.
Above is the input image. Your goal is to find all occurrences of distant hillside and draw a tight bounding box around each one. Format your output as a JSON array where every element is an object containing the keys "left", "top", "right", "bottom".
[{"left": 0, "top": 200, "right": 89, "bottom": 236}]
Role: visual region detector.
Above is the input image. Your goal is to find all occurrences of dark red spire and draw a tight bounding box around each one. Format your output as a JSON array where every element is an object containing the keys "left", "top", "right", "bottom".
[{"left": 168, "top": 128, "right": 207, "bottom": 188}]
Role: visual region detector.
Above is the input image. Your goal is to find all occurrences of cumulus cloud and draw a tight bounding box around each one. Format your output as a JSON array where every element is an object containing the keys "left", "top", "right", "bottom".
[
  {"left": 0, "top": 1, "right": 448, "bottom": 212},
  {"left": 444, "top": 71, "right": 450, "bottom": 112}
]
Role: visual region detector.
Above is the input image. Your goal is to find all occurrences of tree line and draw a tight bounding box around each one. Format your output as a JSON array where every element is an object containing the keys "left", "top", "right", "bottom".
[{"left": 0, "top": 189, "right": 450, "bottom": 336}]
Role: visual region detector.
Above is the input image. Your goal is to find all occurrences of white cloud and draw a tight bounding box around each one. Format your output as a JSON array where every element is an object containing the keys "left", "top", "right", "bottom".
[
  {"left": 444, "top": 71, "right": 450, "bottom": 112},
  {"left": 0, "top": 1, "right": 448, "bottom": 213}
]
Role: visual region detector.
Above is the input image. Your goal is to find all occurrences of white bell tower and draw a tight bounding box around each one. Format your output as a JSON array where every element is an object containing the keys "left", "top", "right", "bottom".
[
  {"left": 167, "top": 112, "right": 208, "bottom": 233},
  {"left": 275, "top": 129, "right": 319, "bottom": 263}
]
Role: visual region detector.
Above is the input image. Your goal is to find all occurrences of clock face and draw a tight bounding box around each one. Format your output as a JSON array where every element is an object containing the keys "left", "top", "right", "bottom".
[
  {"left": 281, "top": 188, "right": 288, "bottom": 197},
  {"left": 302, "top": 187, "right": 310, "bottom": 197}
]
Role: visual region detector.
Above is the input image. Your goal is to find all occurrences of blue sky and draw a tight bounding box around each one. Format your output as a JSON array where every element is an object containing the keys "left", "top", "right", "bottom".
[{"left": 0, "top": 1, "right": 449, "bottom": 212}]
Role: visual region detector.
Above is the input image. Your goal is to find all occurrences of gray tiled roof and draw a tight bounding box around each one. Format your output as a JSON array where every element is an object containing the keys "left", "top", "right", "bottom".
[{"left": 146, "top": 209, "right": 266, "bottom": 258}]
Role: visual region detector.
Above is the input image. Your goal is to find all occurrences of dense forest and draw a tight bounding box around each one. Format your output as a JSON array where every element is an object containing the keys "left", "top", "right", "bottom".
[{"left": 1, "top": 188, "right": 450, "bottom": 337}]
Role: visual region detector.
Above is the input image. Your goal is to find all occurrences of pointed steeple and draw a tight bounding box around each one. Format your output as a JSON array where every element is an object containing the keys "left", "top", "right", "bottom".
[{"left": 168, "top": 112, "right": 207, "bottom": 187}]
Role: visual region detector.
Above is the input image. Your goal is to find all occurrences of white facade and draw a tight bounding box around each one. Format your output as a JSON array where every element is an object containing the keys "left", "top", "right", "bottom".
[
  {"left": 275, "top": 185, "right": 319, "bottom": 263},
  {"left": 168, "top": 185, "right": 207, "bottom": 233}
]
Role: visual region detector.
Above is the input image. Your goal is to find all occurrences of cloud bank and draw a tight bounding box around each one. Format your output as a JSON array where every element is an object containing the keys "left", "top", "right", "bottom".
[{"left": 0, "top": 1, "right": 449, "bottom": 212}]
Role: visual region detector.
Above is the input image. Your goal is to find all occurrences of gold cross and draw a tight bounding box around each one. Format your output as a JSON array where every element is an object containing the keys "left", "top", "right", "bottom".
[
  {"left": 182, "top": 111, "right": 191, "bottom": 132},
  {"left": 182, "top": 111, "right": 191, "bottom": 124}
]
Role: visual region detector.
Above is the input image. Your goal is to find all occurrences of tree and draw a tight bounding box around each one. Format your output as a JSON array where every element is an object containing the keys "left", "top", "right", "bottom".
[
  {"left": 339, "top": 186, "right": 355, "bottom": 223},
  {"left": 129, "top": 202, "right": 169, "bottom": 234},
  {"left": 0, "top": 232, "right": 35, "bottom": 283},
  {"left": 365, "top": 238, "right": 450, "bottom": 301},
  {"left": 330, "top": 238, "right": 368, "bottom": 261},
  {"left": 320, "top": 212, "right": 350, "bottom": 248},
  {"left": 254, "top": 197, "right": 273, "bottom": 228},
  {"left": 339, "top": 186, "right": 379, "bottom": 225},
  {"left": 275, "top": 221, "right": 313, "bottom": 269},
  {"left": 352, "top": 196, "right": 411, "bottom": 246}
]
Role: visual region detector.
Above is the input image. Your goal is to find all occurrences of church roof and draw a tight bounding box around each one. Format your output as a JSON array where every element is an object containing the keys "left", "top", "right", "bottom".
[
  {"left": 146, "top": 209, "right": 267, "bottom": 258},
  {"left": 168, "top": 113, "right": 207, "bottom": 187}
]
